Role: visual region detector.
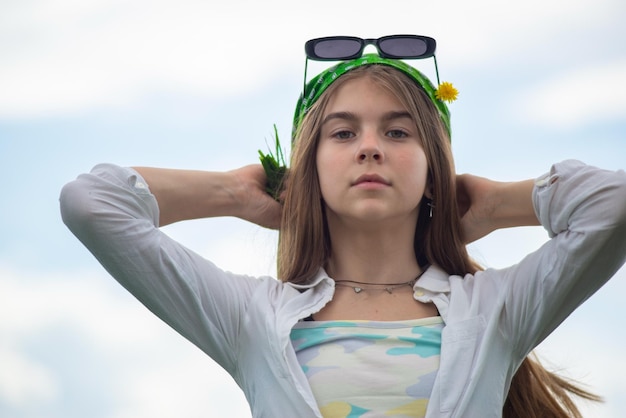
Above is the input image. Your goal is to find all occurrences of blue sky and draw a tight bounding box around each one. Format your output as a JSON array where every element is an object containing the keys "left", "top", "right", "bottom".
[{"left": 1, "top": 0, "right": 625, "bottom": 417}]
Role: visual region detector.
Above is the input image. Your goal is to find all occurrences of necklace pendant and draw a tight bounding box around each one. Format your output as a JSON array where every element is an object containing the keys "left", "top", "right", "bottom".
[{"left": 353, "top": 287, "right": 363, "bottom": 293}]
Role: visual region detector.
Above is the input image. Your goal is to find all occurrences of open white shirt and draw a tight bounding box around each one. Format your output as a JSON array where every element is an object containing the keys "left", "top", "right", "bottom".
[{"left": 60, "top": 160, "right": 626, "bottom": 418}]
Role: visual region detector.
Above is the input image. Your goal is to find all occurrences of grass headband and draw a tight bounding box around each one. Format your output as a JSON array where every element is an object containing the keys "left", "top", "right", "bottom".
[{"left": 292, "top": 53, "right": 455, "bottom": 140}]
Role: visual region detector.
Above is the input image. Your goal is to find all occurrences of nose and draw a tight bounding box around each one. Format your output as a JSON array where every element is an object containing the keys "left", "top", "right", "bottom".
[{"left": 357, "top": 130, "right": 384, "bottom": 162}]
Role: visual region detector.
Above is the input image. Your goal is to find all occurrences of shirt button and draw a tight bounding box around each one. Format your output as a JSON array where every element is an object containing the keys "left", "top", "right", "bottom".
[{"left": 414, "top": 290, "right": 425, "bottom": 297}]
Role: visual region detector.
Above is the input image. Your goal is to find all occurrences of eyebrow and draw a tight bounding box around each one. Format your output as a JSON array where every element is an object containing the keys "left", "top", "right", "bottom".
[
  {"left": 321, "top": 111, "right": 357, "bottom": 126},
  {"left": 382, "top": 111, "right": 413, "bottom": 122},
  {"left": 321, "top": 110, "right": 413, "bottom": 126}
]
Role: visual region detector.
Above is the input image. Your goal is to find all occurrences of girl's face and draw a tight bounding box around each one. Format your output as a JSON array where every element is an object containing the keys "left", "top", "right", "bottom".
[{"left": 316, "top": 75, "right": 429, "bottom": 228}]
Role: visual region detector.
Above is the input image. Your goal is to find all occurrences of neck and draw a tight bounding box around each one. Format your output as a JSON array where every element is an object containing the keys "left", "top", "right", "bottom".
[{"left": 325, "top": 216, "right": 421, "bottom": 285}]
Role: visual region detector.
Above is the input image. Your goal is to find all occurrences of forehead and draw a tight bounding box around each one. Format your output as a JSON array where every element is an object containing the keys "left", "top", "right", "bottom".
[{"left": 323, "top": 75, "right": 406, "bottom": 114}]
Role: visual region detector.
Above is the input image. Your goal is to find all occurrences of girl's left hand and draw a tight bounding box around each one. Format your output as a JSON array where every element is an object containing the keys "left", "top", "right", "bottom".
[
  {"left": 456, "top": 174, "right": 499, "bottom": 243},
  {"left": 456, "top": 174, "right": 539, "bottom": 243}
]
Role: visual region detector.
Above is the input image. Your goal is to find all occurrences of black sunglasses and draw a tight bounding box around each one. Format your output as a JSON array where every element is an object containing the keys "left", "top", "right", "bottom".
[
  {"left": 305, "top": 35, "right": 437, "bottom": 61},
  {"left": 302, "top": 35, "right": 440, "bottom": 97}
]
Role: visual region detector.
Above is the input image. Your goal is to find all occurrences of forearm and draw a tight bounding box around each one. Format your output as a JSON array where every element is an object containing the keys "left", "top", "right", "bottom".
[
  {"left": 459, "top": 174, "right": 541, "bottom": 243},
  {"left": 133, "top": 167, "right": 243, "bottom": 226},
  {"left": 490, "top": 179, "right": 540, "bottom": 230}
]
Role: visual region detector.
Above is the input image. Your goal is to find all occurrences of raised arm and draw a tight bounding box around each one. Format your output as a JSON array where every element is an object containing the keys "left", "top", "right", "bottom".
[
  {"left": 133, "top": 164, "right": 282, "bottom": 229},
  {"left": 59, "top": 163, "right": 281, "bottom": 374},
  {"left": 463, "top": 161, "right": 626, "bottom": 354},
  {"left": 457, "top": 174, "right": 540, "bottom": 243}
]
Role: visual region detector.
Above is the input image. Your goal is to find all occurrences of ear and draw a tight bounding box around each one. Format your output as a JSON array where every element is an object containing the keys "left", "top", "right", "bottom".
[{"left": 423, "top": 181, "right": 434, "bottom": 200}]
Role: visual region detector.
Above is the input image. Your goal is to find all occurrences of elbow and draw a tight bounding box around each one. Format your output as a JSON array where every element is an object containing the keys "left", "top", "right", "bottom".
[
  {"left": 60, "top": 172, "right": 121, "bottom": 250},
  {"left": 60, "top": 165, "right": 160, "bottom": 247},
  {"left": 59, "top": 176, "right": 98, "bottom": 241}
]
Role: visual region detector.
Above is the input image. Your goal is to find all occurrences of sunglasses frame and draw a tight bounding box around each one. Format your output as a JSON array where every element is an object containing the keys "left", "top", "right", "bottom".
[
  {"left": 302, "top": 35, "right": 441, "bottom": 100},
  {"left": 305, "top": 35, "right": 437, "bottom": 61}
]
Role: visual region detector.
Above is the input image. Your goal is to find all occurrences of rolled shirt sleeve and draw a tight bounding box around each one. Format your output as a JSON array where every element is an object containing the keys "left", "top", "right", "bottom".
[
  {"left": 60, "top": 164, "right": 264, "bottom": 375},
  {"left": 500, "top": 160, "right": 626, "bottom": 355}
]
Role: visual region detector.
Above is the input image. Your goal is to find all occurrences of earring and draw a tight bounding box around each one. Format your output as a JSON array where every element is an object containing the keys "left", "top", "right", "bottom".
[{"left": 427, "top": 200, "right": 435, "bottom": 218}]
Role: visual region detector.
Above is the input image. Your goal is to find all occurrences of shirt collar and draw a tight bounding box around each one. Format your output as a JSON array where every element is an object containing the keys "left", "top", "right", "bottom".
[
  {"left": 413, "top": 265, "right": 451, "bottom": 321},
  {"left": 284, "top": 267, "right": 334, "bottom": 291}
]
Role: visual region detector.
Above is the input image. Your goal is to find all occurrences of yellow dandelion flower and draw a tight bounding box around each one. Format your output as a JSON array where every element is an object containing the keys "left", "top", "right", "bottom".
[{"left": 435, "top": 82, "right": 458, "bottom": 103}]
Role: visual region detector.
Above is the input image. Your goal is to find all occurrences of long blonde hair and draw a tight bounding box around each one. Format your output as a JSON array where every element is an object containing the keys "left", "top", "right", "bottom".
[{"left": 278, "top": 64, "right": 600, "bottom": 417}]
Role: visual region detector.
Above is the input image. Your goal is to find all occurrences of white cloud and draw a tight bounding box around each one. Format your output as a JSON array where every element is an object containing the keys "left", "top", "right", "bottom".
[
  {"left": 0, "top": 341, "right": 59, "bottom": 407},
  {"left": 0, "top": 265, "right": 250, "bottom": 417},
  {"left": 0, "top": 267, "right": 158, "bottom": 410},
  {"left": 0, "top": 0, "right": 298, "bottom": 118},
  {"left": 513, "top": 59, "right": 626, "bottom": 129},
  {"left": 111, "top": 352, "right": 250, "bottom": 418},
  {"left": 0, "top": 0, "right": 622, "bottom": 118},
  {"left": 0, "top": 267, "right": 162, "bottom": 348}
]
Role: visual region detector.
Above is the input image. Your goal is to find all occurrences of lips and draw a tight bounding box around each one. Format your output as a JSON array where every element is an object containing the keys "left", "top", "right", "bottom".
[{"left": 352, "top": 174, "right": 390, "bottom": 186}]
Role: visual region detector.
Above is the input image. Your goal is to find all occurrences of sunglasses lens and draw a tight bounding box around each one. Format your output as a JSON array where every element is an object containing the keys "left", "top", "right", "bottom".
[
  {"left": 378, "top": 37, "right": 429, "bottom": 58},
  {"left": 312, "top": 39, "right": 362, "bottom": 59}
]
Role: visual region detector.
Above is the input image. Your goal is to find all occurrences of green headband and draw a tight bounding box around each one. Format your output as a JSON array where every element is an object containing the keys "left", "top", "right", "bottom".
[{"left": 292, "top": 54, "right": 454, "bottom": 140}]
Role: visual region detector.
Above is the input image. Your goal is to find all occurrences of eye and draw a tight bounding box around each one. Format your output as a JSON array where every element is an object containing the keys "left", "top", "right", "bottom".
[
  {"left": 332, "top": 130, "right": 355, "bottom": 141},
  {"left": 386, "top": 129, "right": 409, "bottom": 140}
]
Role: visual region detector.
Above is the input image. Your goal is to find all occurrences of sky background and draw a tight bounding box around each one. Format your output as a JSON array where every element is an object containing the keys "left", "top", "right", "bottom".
[{"left": 1, "top": 0, "right": 625, "bottom": 417}]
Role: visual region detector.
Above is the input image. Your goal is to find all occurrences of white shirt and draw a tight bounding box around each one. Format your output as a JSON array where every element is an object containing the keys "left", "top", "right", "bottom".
[{"left": 60, "top": 160, "right": 626, "bottom": 418}]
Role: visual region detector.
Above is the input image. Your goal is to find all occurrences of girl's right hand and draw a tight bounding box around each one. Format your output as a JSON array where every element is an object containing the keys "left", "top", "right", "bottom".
[
  {"left": 133, "top": 164, "right": 283, "bottom": 228},
  {"left": 230, "top": 164, "right": 283, "bottom": 230}
]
